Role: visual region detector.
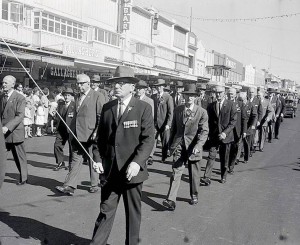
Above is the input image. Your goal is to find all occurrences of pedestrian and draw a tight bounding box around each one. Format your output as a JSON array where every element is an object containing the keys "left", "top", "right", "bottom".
[
  {"left": 53, "top": 88, "right": 75, "bottom": 171},
  {"left": 195, "top": 84, "right": 212, "bottom": 110},
  {"left": 55, "top": 74, "right": 105, "bottom": 195},
  {"left": 274, "top": 92, "right": 286, "bottom": 139},
  {"left": 24, "top": 100, "right": 33, "bottom": 138},
  {"left": 35, "top": 100, "right": 45, "bottom": 137},
  {"left": 40, "top": 87, "right": 49, "bottom": 135},
  {"left": 202, "top": 85, "right": 237, "bottom": 185},
  {"left": 135, "top": 80, "right": 155, "bottom": 165},
  {"left": 91, "top": 66, "right": 155, "bottom": 245},
  {"left": 268, "top": 90, "right": 281, "bottom": 143},
  {"left": 162, "top": 83, "right": 208, "bottom": 211},
  {"left": 91, "top": 74, "right": 109, "bottom": 103},
  {"left": 0, "top": 75, "right": 28, "bottom": 185},
  {"left": 151, "top": 79, "right": 174, "bottom": 162},
  {"left": 172, "top": 81, "right": 185, "bottom": 107}
]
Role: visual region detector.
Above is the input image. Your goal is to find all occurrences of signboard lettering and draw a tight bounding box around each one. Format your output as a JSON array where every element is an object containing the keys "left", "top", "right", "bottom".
[{"left": 122, "top": 0, "right": 131, "bottom": 31}]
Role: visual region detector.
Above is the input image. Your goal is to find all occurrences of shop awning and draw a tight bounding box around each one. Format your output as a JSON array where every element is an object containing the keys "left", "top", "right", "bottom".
[
  {"left": 0, "top": 47, "right": 41, "bottom": 61},
  {"left": 41, "top": 56, "right": 74, "bottom": 67}
]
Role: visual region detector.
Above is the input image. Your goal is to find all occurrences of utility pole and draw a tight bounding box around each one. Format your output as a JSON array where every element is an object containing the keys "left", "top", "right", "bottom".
[{"left": 190, "top": 7, "right": 192, "bottom": 32}]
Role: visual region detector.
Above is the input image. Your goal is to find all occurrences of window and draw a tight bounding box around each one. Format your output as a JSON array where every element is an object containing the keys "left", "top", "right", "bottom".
[
  {"left": 2, "top": 1, "right": 31, "bottom": 24},
  {"left": 188, "top": 55, "right": 194, "bottom": 69},
  {"left": 33, "top": 12, "right": 88, "bottom": 41},
  {"left": 2, "top": 1, "right": 8, "bottom": 20},
  {"left": 94, "top": 28, "right": 120, "bottom": 47}
]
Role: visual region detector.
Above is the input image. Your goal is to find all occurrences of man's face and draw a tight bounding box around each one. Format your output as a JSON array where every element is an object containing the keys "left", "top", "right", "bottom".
[
  {"left": 156, "top": 85, "right": 164, "bottom": 94},
  {"left": 176, "top": 87, "right": 184, "bottom": 93},
  {"left": 77, "top": 77, "right": 90, "bottom": 93},
  {"left": 216, "top": 90, "right": 225, "bottom": 102},
  {"left": 2, "top": 76, "right": 15, "bottom": 92},
  {"left": 249, "top": 89, "right": 255, "bottom": 98},
  {"left": 17, "top": 84, "right": 23, "bottom": 92},
  {"left": 114, "top": 81, "right": 134, "bottom": 99},
  {"left": 63, "top": 93, "right": 73, "bottom": 103},
  {"left": 91, "top": 82, "right": 98, "bottom": 90},
  {"left": 136, "top": 87, "right": 145, "bottom": 97},
  {"left": 183, "top": 94, "right": 196, "bottom": 106},
  {"left": 228, "top": 92, "right": 236, "bottom": 101}
]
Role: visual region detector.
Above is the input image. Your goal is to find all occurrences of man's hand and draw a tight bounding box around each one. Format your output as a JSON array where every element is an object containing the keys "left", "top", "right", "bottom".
[
  {"left": 192, "top": 148, "right": 200, "bottom": 155},
  {"left": 164, "top": 125, "right": 170, "bottom": 131},
  {"left": 219, "top": 132, "right": 226, "bottom": 140},
  {"left": 126, "top": 162, "right": 140, "bottom": 181},
  {"left": 93, "top": 161, "right": 104, "bottom": 174},
  {"left": 2, "top": 127, "right": 8, "bottom": 134},
  {"left": 281, "top": 113, "right": 284, "bottom": 118},
  {"left": 242, "top": 133, "right": 247, "bottom": 138}
]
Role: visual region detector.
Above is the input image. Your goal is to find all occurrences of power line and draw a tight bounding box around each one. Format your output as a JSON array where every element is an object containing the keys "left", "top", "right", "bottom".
[{"left": 158, "top": 9, "right": 300, "bottom": 22}]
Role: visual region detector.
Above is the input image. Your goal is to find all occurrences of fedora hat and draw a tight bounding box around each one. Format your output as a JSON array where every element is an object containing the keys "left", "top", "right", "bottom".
[
  {"left": 91, "top": 74, "right": 101, "bottom": 82},
  {"left": 175, "top": 81, "right": 184, "bottom": 87},
  {"left": 136, "top": 80, "right": 148, "bottom": 89},
  {"left": 106, "top": 66, "right": 139, "bottom": 83},
  {"left": 182, "top": 83, "right": 198, "bottom": 95},
  {"left": 152, "top": 78, "right": 166, "bottom": 87},
  {"left": 215, "top": 85, "right": 225, "bottom": 93},
  {"left": 62, "top": 87, "right": 74, "bottom": 95},
  {"left": 197, "top": 84, "right": 207, "bottom": 91}
]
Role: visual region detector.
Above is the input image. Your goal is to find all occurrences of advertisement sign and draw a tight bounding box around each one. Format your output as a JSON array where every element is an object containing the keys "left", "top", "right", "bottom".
[
  {"left": 63, "top": 44, "right": 103, "bottom": 62},
  {"left": 122, "top": 0, "right": 132, "bottom": 31}
]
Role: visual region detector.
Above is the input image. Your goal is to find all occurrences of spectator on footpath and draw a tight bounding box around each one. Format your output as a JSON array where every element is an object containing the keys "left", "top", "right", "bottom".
[{"left": 24, "top": 100, "right": 33, "bottom": 138}]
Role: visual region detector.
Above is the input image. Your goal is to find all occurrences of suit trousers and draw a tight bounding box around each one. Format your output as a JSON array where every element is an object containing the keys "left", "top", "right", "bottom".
[
  {"left": 54, "top": 132, "right": 72, "bottom": 164},
  {"left": 6, "top": 142, "right": 28, "bottom": 182},
  {"left": 91, "top": 166, "right": 143, "bottom": 245},
  {"left": 155, "top": 126, "right": 170, "bottom": 160},
  {"left": 63, "top": 141, "right": 98, "bottom": 188},
  {"left": 167, "top": 145, "right": 201, "bottom": 202},
  {"left": 258, "top": 126, "right": 268, "bottom": 150},
  {"left": 274, "top": 117, "right": 282, "bottom": 138},
  {"left": 268, "top": 121, "right": 274, "bottom": 141},
  {"left": 204, "top": 142, "right": 231, "bottom": 180},
  {"left": 242, "top": 135, "right": 251, "bottom": 161},
  {"left": 228, "top": 137, "right": 242, "bottom": 171}
]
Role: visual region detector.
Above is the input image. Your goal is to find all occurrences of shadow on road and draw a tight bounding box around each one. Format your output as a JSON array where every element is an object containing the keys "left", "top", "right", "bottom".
[
  {"left": 0, "top": 211, "right": 90, "bottom": 245},
  {"left": 27, "top": 151, "right": 55, "bottom": 158},
  {"left": 28, "top": 160, "right": 56, "bottom": 169},
  {"left": 235, "top": 161, "right": 299, "bottom": 173}
]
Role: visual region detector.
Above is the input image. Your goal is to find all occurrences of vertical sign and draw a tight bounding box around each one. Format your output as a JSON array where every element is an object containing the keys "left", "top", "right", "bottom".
[{"left": 122, "top": 0, "right": 131, "bottom": 31}]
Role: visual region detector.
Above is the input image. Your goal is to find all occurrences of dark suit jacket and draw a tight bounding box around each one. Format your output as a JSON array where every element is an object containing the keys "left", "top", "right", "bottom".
[
  {"left": 260, "top": 99, "right": 274, "bottom": 127},
  {"left": 98, "top": 97, "right": 155, "bottom": 184},
  {"left": 172, "top": 93, "right": 184, "bottom": 108},
  {"left": 195, "top": 95, "right": 212, "bottom": 110},
  {"left": 0, "top": 90, "right": 25, "bottom": 143},
  {"left": 270, "top": 96, "right": 281, "bottom": 118},
  {"left": 207, "top": 99, "right": 237, "bottom": 145},
  {"left": 56, "top": 101, "right": 76, "bottom": 134},
  {"left": 140, "top": 95, "right": 154, "bottom": 117},
  {"left": 244, "top": 101, "right": 257, "bottom": 135},
  {"left": 151, "top": 92, "right": 174, "bottom": 130},
  {"left": 233, "top": 100, "right": 247, "bottom": 139},
  {"left": 279, "top": 96, "right": 286, "bottom": 115},
  {"left": 250, "top": 97, "right": 262, "bottom": 123},
  {"left": 70, "top": 89, "right": 105, "bottom": 142},
  {"left": 169, "top": 104, "right": 208, "bottom": 161}
]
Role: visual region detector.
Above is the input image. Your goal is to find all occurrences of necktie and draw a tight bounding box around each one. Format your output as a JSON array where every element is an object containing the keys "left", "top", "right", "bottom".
[
  {"left": 3, "top": 94, "right": 8, "bottom": 108},
  {"left": 118, "top": 101, "right": 125, "bottom": 121},
  {"left": 216, "top": 102, "right": 220, "bottom": 116}
]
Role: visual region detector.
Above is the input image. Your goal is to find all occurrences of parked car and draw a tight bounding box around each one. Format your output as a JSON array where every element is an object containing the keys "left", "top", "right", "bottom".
[{"left": 284, "top": 97, "right": 296, "bottom": 118}]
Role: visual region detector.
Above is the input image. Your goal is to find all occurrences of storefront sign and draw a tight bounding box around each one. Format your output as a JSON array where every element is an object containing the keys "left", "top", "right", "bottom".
[
  {"left": 0, "top": 67, "right": 30, "bottom": 73},
  {"left": 49, "top": 66, "right": 82, "bottom": 79},
  {"left": 122, "top": 0, "right": 131, "bottom": 31},
  {"left": 63, "top": 44, "right": 102, "bottom": 59}
]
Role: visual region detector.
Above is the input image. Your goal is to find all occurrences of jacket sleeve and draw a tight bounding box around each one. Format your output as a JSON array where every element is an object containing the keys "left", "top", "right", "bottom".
[
  {"left": 132, "top": 104, "right": 155, "bottom": 170},
  {"left": 280, "top": 98, "right": 286, "bottom": 115},
  {"left": 5, "top": 95, "right": 25, "bottom": 132},
  {"left": 223, "top": 102, "right": 237, "bottom": 136},
  {"left": 195, "top": 109, "right": 209, "bottom": 150},
  {"left": 266, "top": 101, "right": 274, "bottom": 120},
  {"left": 257, "top": 99, "right": 263, "bottom": 122},
  {"left": 166, "top": 95, "right": 174, "bottom": 127}
]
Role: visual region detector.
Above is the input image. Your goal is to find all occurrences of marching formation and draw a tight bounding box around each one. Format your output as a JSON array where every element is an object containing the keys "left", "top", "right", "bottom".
[{"left": 0, "top": 65, "right": 291, "bottom": 245}]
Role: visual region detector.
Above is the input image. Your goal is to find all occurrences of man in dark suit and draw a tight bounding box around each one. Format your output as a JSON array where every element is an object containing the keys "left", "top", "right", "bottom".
[
  {"left": 228, "top": 88, "right": 247, "bottom": 173},
  {"left": 195, "top": 84, "right": 212, "bottom": 110},
  {"left": 240, "top": 92, "right": 257, "bottom": 163},
  {"left": 91, "top": 66, "right": 154, "bottom": 245},
  {"left": 135, "top": 80, "right": 155, "bottom": 165},
  {"left": 202, "top": 85, "right": 237, "bottom": 185},
  {"left": 274, "top": 92, "right": 286, "bottom": 139},
  {"left": 172, "top": 81, "right": 185, "bottom": 107},
  {"left": 268, "top": 90, "right": 281, "bottom": 142},
  {"left": 0, "top": 75, "right": 28, "bottom": 185},
  {"left": 53, "top": 88, "right": 75, "bottom": 171},
  {"left": 0, "top": 118, "right": 7, "bottom": 189},
  {"left": 91, "top": 74, "right": 109, "bottom": 103},
  {"left": 151, "top": 79, "right": 174, "bottom": 162},
  {"left": 56, "top": 74, "right": 105, "bottom": 195},
  {"left": 162, "top": 83, "right": 208, "bottom": 211}
]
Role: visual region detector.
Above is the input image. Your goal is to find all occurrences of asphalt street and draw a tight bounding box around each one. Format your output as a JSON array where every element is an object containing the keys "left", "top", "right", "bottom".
[{"left": 1, "top": 110, "right": 300, "bottom": 245}]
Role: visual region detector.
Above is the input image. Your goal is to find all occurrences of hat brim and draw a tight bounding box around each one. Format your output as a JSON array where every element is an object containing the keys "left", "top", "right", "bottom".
[
  {"left": 136, "top": 85, "right": 148, "bottom": 89},
  {"left": 106, "top": 76, "right": 139, "bottom": 83},
  {"left": 62, "top": 92, "right": 74, "bottom": 95},
  {"left": 151, "top": 83, "right": 166, "bottom": 87},
  {"left": 182, "top": 91, "right": 198, "bottom": 95}
]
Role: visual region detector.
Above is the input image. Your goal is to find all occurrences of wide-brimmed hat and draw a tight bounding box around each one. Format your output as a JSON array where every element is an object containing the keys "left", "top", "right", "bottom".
[
  {"left": 151, "top": 79, "right": 166, "bottom": 87},
  {"left": 182, "top": 83, "right": 198, "bottom": 95},
  {"left": 197, "top": 84, "right": 207, "bottom": 91},
  {"left": 136, "top": 80, "right": 148, "bottom": 89},
  {"left": 106, "top": 66, "right": 139, "bottom": 83},
  {"left": 91, "top": 74, "right": 101, "bottom": 82},
  {"left": 175, "top": 81, "right": 184, "bottom": 87},
  {"left": 215, "top": 85, "right": 225, "bottom": 93},
  {"left": 62, "top": 87, "right": 74, "bottom": 95}
]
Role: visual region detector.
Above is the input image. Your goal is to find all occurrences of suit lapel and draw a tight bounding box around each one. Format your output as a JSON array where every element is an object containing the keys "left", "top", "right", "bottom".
[
  {"left": 111, "top": 99, "right": 118, "bottom": 125},
  {"left": 4, "top": 91, "right": 17, "bottom": 114},
  {"left": 185, "top": 105, "right": 197, "bottom": 126},
  {"left": 78, "top": 89, "right": 92, "bottom": 112}
]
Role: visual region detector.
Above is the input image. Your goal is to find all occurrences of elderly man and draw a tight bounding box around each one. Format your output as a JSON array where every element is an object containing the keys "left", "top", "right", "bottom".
[
  {"left": 195, "top": 84, "right": 211, "bottom": 110},
  {"left": 91, "top": 74, "right": 109, "bottom": 103},
  {"left": 202, "top": 85, "right": 237, "bottom": 185},
  {"left": 268, "top": 90, "right": 281, "bottom": 143},
  {"left": 274, "top": 92, "right": 286, "bottom": 140},
  {"left": 151, "top": 79, "right": 174, "bottom": 162},
  {"left": 56, "top": 74, "right": 105, "bottom": 195},
  {"left": 162, "top": 83, "right": 208, "bottom": 211},
  {"left": 91, "top": 66, "right": 154, "bottom": 245},
  {"left": 0, "top": 75, "right": 28, "bottom": 185},
  {"left": 172, "top": 81, "right": 185, "bottom": 107},
  {"left": 257, "top": 90, "right": 274, "bottom": 152}
]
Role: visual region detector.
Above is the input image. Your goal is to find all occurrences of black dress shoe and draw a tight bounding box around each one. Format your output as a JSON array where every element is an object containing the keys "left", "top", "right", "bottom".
[
  {"left": 16, "top": 180, "right": 28, "bottom": 185},
  {"left": 189, "top": 195, "right": 198, "bottom": 205},
  {"left": 220, "top": 178, "right": 226, "bottom": 184},
  {"left": 56, "top": 186, "right": 75, "bottom": 196},
  {"left": 53, "top": 162, "right": 67, "bottom": 171},
  {"left": 147, "top": 157, "right": 153, "bottom": 165},
  {"left": 275, "top": 136, "right": 279, "bottom": 140},
  {"left": 162, "top": 199, "right": 176, "bottom": 211},
  {"left": 201, "top": 177, "right": 211, "bottom": 186}
]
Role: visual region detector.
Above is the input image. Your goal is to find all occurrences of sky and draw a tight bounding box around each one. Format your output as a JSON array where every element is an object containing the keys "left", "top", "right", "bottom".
[{"left": 134, "top": 0, "right": 300, "bottom": 84}]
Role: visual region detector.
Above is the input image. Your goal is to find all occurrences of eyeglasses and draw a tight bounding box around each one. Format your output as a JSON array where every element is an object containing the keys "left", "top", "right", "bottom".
[{"left": 76, "top": 81, "right": 88, "bottom": 86}]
